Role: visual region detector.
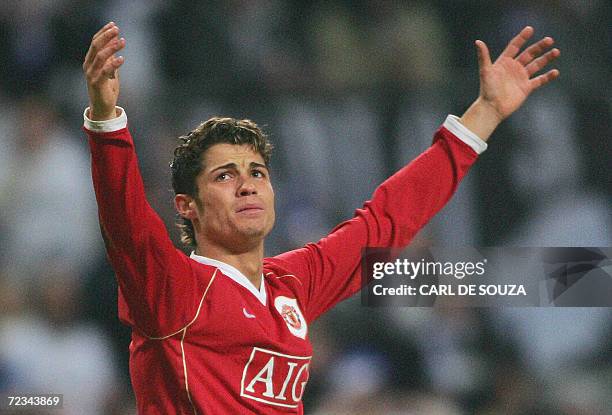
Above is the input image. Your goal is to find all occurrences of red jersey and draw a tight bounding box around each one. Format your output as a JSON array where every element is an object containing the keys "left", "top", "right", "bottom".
[{"left": 84, "top": 109, "right": 482, "bottom": 414}]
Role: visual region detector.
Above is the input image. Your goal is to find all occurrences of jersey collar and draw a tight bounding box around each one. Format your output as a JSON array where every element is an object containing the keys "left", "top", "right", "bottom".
[{"left": 189, "top": 252, "right": 267, "bottom": 306}]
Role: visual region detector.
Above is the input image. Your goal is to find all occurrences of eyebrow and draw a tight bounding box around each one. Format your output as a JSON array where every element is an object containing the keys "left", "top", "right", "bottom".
[{"left": 209, "top": 162, "right": 268, "bottom": 174}]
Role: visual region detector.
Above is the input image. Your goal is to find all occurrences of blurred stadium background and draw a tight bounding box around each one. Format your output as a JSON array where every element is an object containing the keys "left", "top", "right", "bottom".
[{"left": 0, "top": 1, "right": 611, "bottom": 414}]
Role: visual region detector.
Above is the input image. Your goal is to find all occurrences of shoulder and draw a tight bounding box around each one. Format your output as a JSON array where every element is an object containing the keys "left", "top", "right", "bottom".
[{"left": 264, "top": 257, "right": 306, "bottom": 292}]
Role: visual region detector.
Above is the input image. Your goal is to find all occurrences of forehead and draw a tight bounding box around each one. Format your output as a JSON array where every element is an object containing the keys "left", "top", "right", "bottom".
[{"left": 203, "top": 143, "right": 265, "bottom": 169}]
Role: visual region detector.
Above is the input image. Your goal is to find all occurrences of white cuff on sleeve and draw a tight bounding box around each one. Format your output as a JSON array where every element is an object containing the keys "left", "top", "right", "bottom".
[
  {"left": 83, "top": 106, "right": 128, "bottom": 132},
  {"left": 443, "top": 114, "right": 488, "bottom": 154}
]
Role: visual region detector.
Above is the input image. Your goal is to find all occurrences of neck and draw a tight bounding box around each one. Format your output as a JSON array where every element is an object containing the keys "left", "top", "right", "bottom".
[{"left": 195, "top": 242, "right": 264, "bottom": 289}]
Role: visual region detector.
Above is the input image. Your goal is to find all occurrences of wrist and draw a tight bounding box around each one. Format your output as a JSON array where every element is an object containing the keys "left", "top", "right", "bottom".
[
  {"left": 83, "top": 106, "right": 127, "bottom": 132},
  {"left": 88, "top": 106, "right": 120, "bottom": 121},
  {"left": 459, "top": 97, "right": 503, "bottom": 142}
]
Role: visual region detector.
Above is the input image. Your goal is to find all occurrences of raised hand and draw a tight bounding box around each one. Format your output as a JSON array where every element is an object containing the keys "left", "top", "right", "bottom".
[
  {"left": 83, "top": 22, "right": 126, "bottom": 120},
  {"left": 476, "top": 26, "right": 560, "bottom": 121},
  {"left": 460, "top": 26, "right": 560, "bottom": 141}
]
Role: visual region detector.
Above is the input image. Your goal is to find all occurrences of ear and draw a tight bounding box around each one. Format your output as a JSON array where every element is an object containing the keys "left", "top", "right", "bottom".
[{"left": 174, "top": 194, "right": 199, "bottom": 219}]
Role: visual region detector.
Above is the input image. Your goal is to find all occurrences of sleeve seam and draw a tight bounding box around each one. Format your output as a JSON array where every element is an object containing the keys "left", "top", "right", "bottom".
[{"left": 139, "top": 269, "right": 218, "bottom": 340}]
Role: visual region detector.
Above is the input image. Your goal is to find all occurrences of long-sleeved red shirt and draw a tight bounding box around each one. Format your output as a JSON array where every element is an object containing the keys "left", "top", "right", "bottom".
[{"left": 84, "top": 109, "right": 483, "bottom": 414}]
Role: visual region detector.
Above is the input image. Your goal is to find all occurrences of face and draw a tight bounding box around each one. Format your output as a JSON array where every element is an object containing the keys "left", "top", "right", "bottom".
[{"left": 191, "top": 143, "right": 275, "bottom": 252}]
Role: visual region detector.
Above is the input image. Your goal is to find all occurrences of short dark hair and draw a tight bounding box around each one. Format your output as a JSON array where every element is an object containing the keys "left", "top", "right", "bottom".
[{"left": 170, "top": 117, "right": 273, "bottom": 247}]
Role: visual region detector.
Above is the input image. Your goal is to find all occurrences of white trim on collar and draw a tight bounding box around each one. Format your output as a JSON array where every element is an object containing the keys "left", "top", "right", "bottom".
[{"left": 189, "top": 252, "right": 267, "bottom": 306}]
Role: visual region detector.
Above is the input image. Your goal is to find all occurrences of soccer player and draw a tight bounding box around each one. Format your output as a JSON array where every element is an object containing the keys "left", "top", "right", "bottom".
[{"left": 82, "top": 22, "right": 559, "bottom": 414}]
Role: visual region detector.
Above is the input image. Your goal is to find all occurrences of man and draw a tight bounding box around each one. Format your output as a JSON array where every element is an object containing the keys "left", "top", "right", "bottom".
[{"left": 83, "top": 22, "right": 559, "bottom": 414}]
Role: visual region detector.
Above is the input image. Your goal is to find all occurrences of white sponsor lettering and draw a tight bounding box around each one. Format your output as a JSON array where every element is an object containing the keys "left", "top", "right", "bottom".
[
  {"left": 275, "top": 361, "right": 298, "bottom": 400},
  {"left": 245, "top": 356, "right": 276, "bottom": 398},
  {"left": 291, "top": 363, "right": 309, "bottom": 402},
  {"left": 241, "top": 347, "right": 312, "bottom": 408}
]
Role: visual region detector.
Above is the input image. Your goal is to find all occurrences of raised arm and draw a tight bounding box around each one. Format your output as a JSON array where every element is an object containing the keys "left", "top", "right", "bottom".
[
  {"left": 269, "top": 26, "right": 560, "bottom": 321},
  {"left": 83, "top": 23, "right": 209, "bottom": 337}
]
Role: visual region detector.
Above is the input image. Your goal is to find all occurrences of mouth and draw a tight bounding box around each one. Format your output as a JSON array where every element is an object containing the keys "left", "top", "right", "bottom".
[{"left": 236, "top": 204, "right": 265, "bottom": 214}]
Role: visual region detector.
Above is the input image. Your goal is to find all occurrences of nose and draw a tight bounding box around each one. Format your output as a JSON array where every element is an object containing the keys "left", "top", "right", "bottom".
[{"left": 237, "top": 176, "right": 257, "bottom": 196}]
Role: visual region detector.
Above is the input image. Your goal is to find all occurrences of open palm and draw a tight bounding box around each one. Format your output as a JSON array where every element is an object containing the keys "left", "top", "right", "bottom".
[{"left": 477, "top": 26, "right": 560, "bottom": 121}]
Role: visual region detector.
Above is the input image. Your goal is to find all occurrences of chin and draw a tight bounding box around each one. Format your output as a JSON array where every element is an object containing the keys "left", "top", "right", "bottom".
[
  {"left": 225, "top": 223, "right": 273, "bottom": 253},
  {"left": 241, "top": 225, "right": 270, "bottom": 239},
  {"left": 238, "top": 227, "right": 262, "bottom": 237},
  {"left": 238, "top": 217, "right": 274, "bottom": 235}
]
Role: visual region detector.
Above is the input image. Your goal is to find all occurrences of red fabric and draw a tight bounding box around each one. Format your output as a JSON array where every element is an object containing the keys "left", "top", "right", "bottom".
[{"left": 85, "top": 124, "right": 478, "bottom": 414}]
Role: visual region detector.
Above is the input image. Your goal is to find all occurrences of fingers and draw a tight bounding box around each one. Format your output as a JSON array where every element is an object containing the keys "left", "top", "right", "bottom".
[
  {"left": 84, "top": 24, "right": 120, "bottom": 67},
  {"left": 85, "top": 37, "right": 125, "bottom": 82},
  {"left": 526, "top": 48, "right": 560, "bottom": 76},
  {"left": 500, "top": 26, "right": 534, "bottom": 59},
  {"left": 516, "top": 36, "right": 554, "bottom": 65},
  {"left": 529, "top": 69, "right": 560, "bottom": 91},
  {"left": 475, "top": 40, "right": 492, "bottom": 71},
  {"left": 102, "top": 55, "right": 125, "bottom": 79},
  {"left": 83, "top": 22, "right": 126, "bottom": 83},
  {"left": 92, "top": 21, "right": 116, "bottom": 42},
  {"left": 91, "top": 37, "right": 125, "bottom": 71}
]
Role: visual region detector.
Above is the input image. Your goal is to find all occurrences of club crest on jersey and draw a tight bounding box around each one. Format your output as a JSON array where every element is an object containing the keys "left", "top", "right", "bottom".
[
  {"left": 281, "top": 305, "right": 301, "bottom": 329},
  {"left": 274, "top": 296, "right": 307, "bottom": 339}
]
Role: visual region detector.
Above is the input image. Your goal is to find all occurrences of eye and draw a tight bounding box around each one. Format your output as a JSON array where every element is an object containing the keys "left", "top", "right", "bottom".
[
  {"left": 216, "top": 172, "right": 232, "bottom": 182},
  {"left": 252, "top": 169, "right": 266, "bottom": 178}
]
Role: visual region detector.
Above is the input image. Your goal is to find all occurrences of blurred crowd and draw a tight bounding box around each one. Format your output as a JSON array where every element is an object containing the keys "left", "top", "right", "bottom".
[{"left": 0, "top": 1, "right": 610, "bottom": 414}]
